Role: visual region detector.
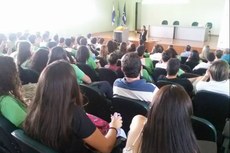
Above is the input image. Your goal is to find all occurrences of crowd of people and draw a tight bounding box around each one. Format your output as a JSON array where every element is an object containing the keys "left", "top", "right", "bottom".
[{"left": 0, "top": 30, "right": 229, "bottom": 153}]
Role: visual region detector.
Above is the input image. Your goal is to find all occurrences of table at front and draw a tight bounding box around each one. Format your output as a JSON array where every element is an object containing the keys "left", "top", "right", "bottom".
[{"left": 174, "top": 26, "right": 208, "bottom": 41}]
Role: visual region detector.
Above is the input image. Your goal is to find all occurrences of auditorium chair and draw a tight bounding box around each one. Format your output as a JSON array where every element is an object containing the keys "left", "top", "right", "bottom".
[
  {"left": 192, "top": 68, "right": 207, "bottom": 76},
  {"left": 192, "top": 21, "right": 199, "bottom": 26},
  {"left": 76, "top": 63, "right": 99, "bottom": 82},
  {"left": 152, "top": 68, "right": 167, "bottom": 82},
  {"left": 111, "top": 95, "right": 150, "bottom": 133},
  {"left": 97, "top": 68, "right": 118, "bottom": 86},
  {"left": 173, "top": 20, "right": 179, "bottom": 25},
  {"left": 161, "top": 20, "right": 168, "bottom": 25}
]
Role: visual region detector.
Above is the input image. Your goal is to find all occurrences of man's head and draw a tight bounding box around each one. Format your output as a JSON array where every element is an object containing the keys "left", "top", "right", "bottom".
[
  {"left": 121, "top": 52, "right": 141, "bottom": 78},
  {"left": 206, "top": 52, "right": 215, "bottom": 62},
  {"left": 209, "top": 60, "right": 229, "bottom": 81},
  {"left": 166, "top": 58, "right": 180, "bottom": 76}
]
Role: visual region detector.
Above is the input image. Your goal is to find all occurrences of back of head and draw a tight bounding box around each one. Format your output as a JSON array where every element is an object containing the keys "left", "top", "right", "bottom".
[
  {"left": 107, "top": 40, "right": 115, "bottom": 53},
  {"left": 209, "top": 60, "right": 229, "bottom": 81},
  {"left": 167, "top": 58, "right": 180, "bottom": 75},
  {"left": 47, "top": 46, "right": 68, "bottom": 65},
  {"left": 136, "top": 45, "right": 145, "bottom": 57},
  {"left": 152, "top": 44, "right": 164, "bottom": 53},
  {"left": 166, "top": 48, "right": 177, "bottom": 58},
  {"left": 76, "top": 45, "right": 90, "bottom": 63},
  {"left": 0, "top": 56, "right": 22, "bottom": 101},
  {"left": 121, "top": 52, "right": 141, "bottom": 78},
  {"left": 161, "top": 51, "right": 170, "bottom": 62},
  {"left": 141, "top": 85, "right": 200, "bottom": 153},
  {"left": 90, "top": 37, "right": 97, "bottom": 44},
  {"left": 206, "top": 52, "right": 215, "bottom": 62},
  {"left": 215, "top": 50, "right": 223, "bottom": 59},
  {"left": 87, "top": 33, "right": 92, "bottom": 39},
  {"left": 108, "top": 52, "right": 119, "bottom": 65},
  {"left": 65, "top": 38, "right": 72, "bottom": 47},
  {"left": 185, "top": 45, "right": 191, "bottom": 51},
  {"left": 47, "top": 41, "right": 57, "bottom": 50},
  {"left": 80, "top": 37, "right": 87, "bottom": 46},
  {"left": 24, "top": 60, "right": 82, "bottom": 149},
  {"left": 188, "top": 50, "right": 200, "bottom": 62},
  {"left": 30, "top": 48, "right": 49, "bottom": 74},
  {"left": 9, "top": 33, "right": 17, "bottom": 42},
  {"left": 17, "top": 40, "right": 32, "bottom": 66},
  {"left": 28, "top": 34, "right": 36, "bottom": 44}
]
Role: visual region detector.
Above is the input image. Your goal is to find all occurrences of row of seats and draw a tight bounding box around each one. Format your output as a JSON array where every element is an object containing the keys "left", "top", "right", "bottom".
[{"left": 161, "top": 20, "right": 213, "bottom": 29}]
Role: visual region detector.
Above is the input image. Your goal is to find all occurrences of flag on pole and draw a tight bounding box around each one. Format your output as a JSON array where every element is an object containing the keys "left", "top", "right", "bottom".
[
  {"left": 112, "top": 2, "right": 116, "bottom": 26},
  {"left": 122, "top": 2, "right": 127, "bottom": 25}
]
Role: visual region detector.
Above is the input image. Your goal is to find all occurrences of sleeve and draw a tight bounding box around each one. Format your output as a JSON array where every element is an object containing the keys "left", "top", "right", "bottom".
[
  {"left": 0, "top": 96, "right": 27, "bottom": 127},
  {"left": 87, "top": 57, "right": 97, "bottom": 69},
  {"left": 73, "top": 106, "right": 96, "bottom": 139},
  {"left": 71, "top": 64, "right": 85, "bottom": 84}
]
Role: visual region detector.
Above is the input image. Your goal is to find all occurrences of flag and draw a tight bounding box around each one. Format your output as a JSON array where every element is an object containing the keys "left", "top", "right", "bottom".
[
  {"left": 122, "top": 3, "right": 127, "bottom": 25},
  {"left": 112, "top": 2, "right": 116, "bottom": 26}
]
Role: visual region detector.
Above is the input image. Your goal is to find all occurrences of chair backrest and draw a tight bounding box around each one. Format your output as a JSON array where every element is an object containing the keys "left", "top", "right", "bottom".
[
  {"left": 173, "top": 21, "right": 179, "bottom": 25},
  {"left": 152, "top": 68, "right": 167, "bottom": 82},
  {"left": 156, "top": 80, "right": 175, "bottom": 88},
  {"left": 193, "top": 90, "right": 230, "bottom": 135},
  {"left": 180, "top": 56, "right": 188, "bottom": 64},
  {"left": 76, "top": 63, "right": 99, "bottom": 82},
  {"left": 152, "top": 60, "right": 158, "bottom": 68},
  {"left": 97, "top": 68, "right": 118, "bottom": 86},
  {"left": 161, "top": 20, "right": 168, "bottom": 25},
  {"left": 179, "top": 72, "right": 199, "bottom": 79},
  {"left": 0, "top": 115, "right": 22, "bottom": 153},
  {"left": 192, "top": 22, "right": 199, "bottom": 26},
  {"left": 11, "top": 129, "right": 57, "bottom": 153},
  {"left": 206, "top": 22, "right": 213, "bottom": 29},
  {"left": 191, "top": 116, "right": 217, "bottom": 142},
  {"left": 18, "top": 66, "right": 39, "bottom": 85},
  {"left": 192, "top": 68, "right": 207, "bottom": 76},
  {"left": 79, "top": 84, "right": 112, "bottom": 122},
  {"left": 111, "top": 95, "right": 149, "bottom": 133},
  {"left": 180, "top": 64, "right": 191, "bottom": 73}
]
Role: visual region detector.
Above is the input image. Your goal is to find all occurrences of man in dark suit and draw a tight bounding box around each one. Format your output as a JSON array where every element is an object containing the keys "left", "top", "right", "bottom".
[{"left": 139, "top": 25, "right": 147, "bottom": 45}]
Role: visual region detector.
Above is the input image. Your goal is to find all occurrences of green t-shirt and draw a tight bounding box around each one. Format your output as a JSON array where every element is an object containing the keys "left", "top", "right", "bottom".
[
  {"left": 87, "top": 57, "right": 97, "bottom": 70},
  {"left": 71, "top": 64, "right": 85, "bottom": 84},
  {"left": 141, "top": 69, "right": 153, "bottom": 82},
  {"left": 0, "top": 95, "right": 27, "bottom": 127}
]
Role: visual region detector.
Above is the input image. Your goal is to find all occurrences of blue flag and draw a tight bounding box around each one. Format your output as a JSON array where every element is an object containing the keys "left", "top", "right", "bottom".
[
  {"left": 122, "top": 3, "right": 127, "bottom": 25},
  {"left": 112, "top": 3, "right": 116, "bottom": 26}
]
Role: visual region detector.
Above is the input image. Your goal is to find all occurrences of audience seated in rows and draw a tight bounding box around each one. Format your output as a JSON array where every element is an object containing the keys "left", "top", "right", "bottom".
[
  {"left": 123, "top": 85, "right": 200, "bottom": 153},
  {"left": 195, "top": 60, "right": 229, "bottom": 96},
  {"left": 113, "top": 52, "right": 158, "bottom": 103},
  {"left": 23, "top": 60, "right": 122, "bottom": 153}
]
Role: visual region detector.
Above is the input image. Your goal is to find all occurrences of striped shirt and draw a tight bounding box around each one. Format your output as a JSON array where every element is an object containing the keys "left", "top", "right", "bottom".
[{"left": 113, "top": 78, "right": 158, "bottom": 103}]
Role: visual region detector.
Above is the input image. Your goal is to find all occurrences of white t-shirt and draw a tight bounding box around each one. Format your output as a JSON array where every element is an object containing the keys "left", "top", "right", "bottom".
[{"left": 196, "top": 79, "right": 230, "bottom": 96}]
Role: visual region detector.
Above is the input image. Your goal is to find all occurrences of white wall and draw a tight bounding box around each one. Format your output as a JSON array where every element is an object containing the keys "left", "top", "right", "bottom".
[{"left": 140, "top": 0, "right": 226, "bottom": 35}]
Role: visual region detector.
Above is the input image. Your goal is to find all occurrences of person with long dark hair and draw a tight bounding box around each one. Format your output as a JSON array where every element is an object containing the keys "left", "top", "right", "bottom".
[
  {"left": 0, "top": 56, "right": 27, "bottom": 127},
  {"left": 47, "top": 46, "right": 91, "bottom": 84},
  {"left": 24, "top": 60, "right": 122, "bottom": 153},
  {"left": 123, "top": 85, "right": 200, "bottom": 153}
]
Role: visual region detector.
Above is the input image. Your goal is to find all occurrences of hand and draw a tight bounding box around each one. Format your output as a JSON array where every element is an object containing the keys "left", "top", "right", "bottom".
[{"left": 109, "top": 112, "right": 122, "bottom": 129}]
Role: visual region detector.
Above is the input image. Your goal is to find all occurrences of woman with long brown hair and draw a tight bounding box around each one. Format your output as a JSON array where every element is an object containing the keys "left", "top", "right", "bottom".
[
  {"left": 0, "top": 56, "right": 27, "bottom": 127},
  {"left": 24, "top": 60, "right": 122, "bottom": 153},
  {"left": 124, "top": 85, "right": 200, "bottom": 153}
]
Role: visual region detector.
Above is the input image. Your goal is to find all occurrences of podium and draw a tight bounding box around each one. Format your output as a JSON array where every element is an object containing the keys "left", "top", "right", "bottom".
[{"left": 113, "top": 28, "right": 129, "bottom": 43}]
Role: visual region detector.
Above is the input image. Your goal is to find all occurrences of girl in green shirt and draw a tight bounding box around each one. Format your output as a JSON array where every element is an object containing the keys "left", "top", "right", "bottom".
[{"left": 0, "top": 56, "right": 27, "bottom": 127}]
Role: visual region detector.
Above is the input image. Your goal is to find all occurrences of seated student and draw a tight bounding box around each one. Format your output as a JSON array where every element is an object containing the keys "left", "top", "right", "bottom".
[
  {"left": 113, "top": 52, "right": 158, "bottom": 103},
  {"left": 193, "top": 52, "right": 215, "bottom": 70},
  {"left": 214, "top": 49, "right": 223, "bottom": 61},
  {"left": 23, "top": 61, "right": 122, "bottom": 153},
  {"left": 196, "top": 60, "right": 229, "bottom": 96},
  {"left": 200, "top": 45, "right": 210, "bottom": 62},
  {"left": 221, "top": 48, "right": 230, "bottom": 64},
  {"left": 149, "top": 44, "right": 164, "bottom": 61},
  {"left": 76, "top": 45, "right": 99, "bottom": 70},
  {"left": 158, "top": 58, "right": 193, "bottom": 96},
  {"left": 104, "top": 52, "right": 120, "bottom": 71},
  {"left": 47, "top": 46, "right": 91, "bottom": 84},
  {"left": 185, "top": 50, "right": 200, "bottom": 70},
  {"left": 123, "top": 85, "right": 200, "bottom": 153},
  {"left": 64, "top": 38, "right": 77, "bottom": 56},
  {"left": 155, "top": 51, "right": 170, "bottom": 69},
  {"left": 0, "top": 56, "right": 27, "bottom": 127},
  {"left": 137, "top": 45, "right": 154, "bottom": 75},
  {"left": 180, "top": 45, "right": 192, "bottom": 57}
]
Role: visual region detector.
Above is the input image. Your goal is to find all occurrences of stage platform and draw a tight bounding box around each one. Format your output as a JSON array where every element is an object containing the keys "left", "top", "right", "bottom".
[{"left": 93, "top": 31, "right": 218, "bottom": 54}]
